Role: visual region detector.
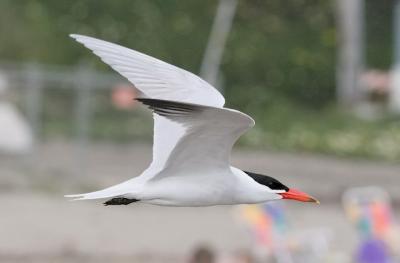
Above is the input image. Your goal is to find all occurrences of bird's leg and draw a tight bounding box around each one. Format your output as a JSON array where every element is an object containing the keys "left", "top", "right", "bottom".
[{"left": 103, "top": 197, "right": 139, "bottom": 206}]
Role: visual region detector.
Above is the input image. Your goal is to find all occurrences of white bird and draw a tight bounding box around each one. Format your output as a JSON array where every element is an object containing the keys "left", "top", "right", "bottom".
[{"left": 65, "top": 34, "right": 318, "bottom": 206}]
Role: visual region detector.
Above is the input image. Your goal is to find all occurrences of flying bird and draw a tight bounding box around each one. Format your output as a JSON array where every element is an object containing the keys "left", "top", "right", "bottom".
[{"left": 65, "top": 34, "right": 319, "bottom": 206}]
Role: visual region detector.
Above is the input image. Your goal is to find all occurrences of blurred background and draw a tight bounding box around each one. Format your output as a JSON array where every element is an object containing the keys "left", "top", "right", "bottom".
[{"left": 0, "top": 0, "right": 399, "bottom": 262}]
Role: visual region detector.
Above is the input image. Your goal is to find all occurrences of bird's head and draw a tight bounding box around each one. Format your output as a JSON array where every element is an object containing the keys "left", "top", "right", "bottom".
[{"left": 244, "top": 171, "right": 319, "bottom": 204}]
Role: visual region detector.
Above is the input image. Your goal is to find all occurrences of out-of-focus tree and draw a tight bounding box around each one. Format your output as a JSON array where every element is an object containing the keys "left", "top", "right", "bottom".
[
  {"left": 0, "top": 0, "right": 392, "bottom": 116},
  {"left": 226, "top": 0, "right": 335, "bottom": 112}
]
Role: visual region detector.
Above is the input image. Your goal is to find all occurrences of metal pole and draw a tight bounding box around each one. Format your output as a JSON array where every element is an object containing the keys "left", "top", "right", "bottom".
[
  {"left": 200, "top": 0, "right": 238, "bottom": 88},
  {"left": 336, "top": 0, "right": 365, "bottom": 107},
  {"left": 390, "top": 0, "right": 400, "bottom": 113},
  {"left": 74, "top": 65, "right": 92, "bottom": 176},
  {"left": 25, "top": 63, "right": 42, "bottom": 147},
  {"left": 394, "top": 0, "right": 400, "bottom": 64}
]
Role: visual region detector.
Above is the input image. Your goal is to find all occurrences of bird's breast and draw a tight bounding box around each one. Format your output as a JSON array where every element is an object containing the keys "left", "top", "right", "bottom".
[{"left": 140, "top": 172, "right": 238, "bottom": 206}]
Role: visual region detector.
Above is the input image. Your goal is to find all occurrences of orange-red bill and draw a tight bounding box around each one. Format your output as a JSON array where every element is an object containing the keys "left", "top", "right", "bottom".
[{"left": 280, "top": 188, "right": 320, "bottom": 204}]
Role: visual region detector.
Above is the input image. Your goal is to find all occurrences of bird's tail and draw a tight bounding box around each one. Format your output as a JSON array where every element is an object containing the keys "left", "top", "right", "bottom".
[
  {"left": 65, "top": 170, "right": 151, "bottom": 201},
  {"left": 64, "top": 190, "right": 126, "bottom": 201},
  {"left": 64, "top": 182, "right": 139, "bottom": 201}
]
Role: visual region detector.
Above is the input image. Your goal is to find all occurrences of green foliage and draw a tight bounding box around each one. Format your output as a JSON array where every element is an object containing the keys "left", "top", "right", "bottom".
[
  {"left": 226, "top": 1, "right": 336, "bottom": 110},
  {"left": 0, "top": 0, "right": 216, "bottom": 69},
  {"left": 0, "top": 0, "right": 337, "bottom": 109},
  {"left": 41, "top": 92, "right": 400, "bottom": 161},
  {"left": 240, "top": 101, "right": 400, "bottom": 161},
  {"left": 0, "top": 0, "right": 391, "bottom": 109},
  {"left": 0, "top": 1, "right": 396, "bottom": 160},
  {"left": 365, "top": 0, "right": 393, "bottom": 69}
]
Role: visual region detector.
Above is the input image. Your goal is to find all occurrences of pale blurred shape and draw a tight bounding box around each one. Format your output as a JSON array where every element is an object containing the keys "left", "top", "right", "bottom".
[
  {"left": 0, "top": 102, "right": 33, "bottom": 154},
  {"left": 0, "top": 71, "right": 8, "bottom": 94},
  {"left": 390, "top": 67, "right": 400, "bottom": 112}
]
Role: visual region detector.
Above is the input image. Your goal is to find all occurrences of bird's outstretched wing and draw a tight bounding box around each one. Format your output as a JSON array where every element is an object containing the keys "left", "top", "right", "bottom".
[
  {"left": 137, "top": 98, "right": 255, "bottom": 175},
  {"left": 70, "top": 34, "right": 225, "bottom": 108},
  {"left": 70, "top": 34, "right": 228, "bottom": 169},
  {"left": 66, "top": 36, "right": 253, "bottom": 201}
]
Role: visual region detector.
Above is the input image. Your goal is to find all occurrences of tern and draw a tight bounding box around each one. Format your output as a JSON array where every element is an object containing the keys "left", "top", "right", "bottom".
[{"left": 65, "top": 34, "right": 319, "bottom": 206}]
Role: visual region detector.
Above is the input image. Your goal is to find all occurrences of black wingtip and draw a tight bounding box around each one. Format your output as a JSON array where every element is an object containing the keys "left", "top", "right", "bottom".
[{"left": 135, "top": 98, "right": 202, "bottom": 117}]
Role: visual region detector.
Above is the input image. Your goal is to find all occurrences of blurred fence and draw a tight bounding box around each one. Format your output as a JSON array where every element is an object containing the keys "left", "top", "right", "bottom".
[
  {"left": 0, "top": 62, "right": 155, "bottom": 180},
  {"left": 1, "top": 62, "right": 126, "bottom": 143}
]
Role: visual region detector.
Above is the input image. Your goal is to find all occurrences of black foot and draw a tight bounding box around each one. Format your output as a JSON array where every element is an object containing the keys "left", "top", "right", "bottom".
[{"left": 103, "top": 197, "right": 139, "bottom": 206}]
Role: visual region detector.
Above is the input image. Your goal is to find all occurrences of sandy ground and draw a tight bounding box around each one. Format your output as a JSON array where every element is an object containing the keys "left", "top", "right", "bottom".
[
  {"left": 0, "top": 193, "right": 352, "bottom": 263},
  {"left": 0, "top": 142, "right": 399, "bottom": 262}
]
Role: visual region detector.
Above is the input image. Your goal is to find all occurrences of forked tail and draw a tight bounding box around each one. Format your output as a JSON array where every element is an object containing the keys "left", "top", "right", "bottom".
[{"left": 64, "top": 182, "right": 139, "bottom": 201}]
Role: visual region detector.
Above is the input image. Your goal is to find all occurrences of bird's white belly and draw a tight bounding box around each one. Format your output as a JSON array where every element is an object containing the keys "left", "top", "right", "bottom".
[{"left": 139, "top": 174, "right": 237, "bottom": 206}]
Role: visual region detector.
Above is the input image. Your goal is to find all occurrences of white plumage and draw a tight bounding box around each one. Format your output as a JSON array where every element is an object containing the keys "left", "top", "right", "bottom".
[{"left": 65, "top": 35, "right": 318, "bottom": 206}]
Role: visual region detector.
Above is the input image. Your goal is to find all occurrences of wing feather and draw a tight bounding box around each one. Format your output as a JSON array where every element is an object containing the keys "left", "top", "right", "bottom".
[
  {"left": 70, "top": 34, "right": 225, "bottom": 108},
  {"left": 66, "top": 35, "right": 248, "bottom": 200},
  {"left": 70, "top": 35, "right": 251, "bottom": 178},
  {"left": 137, "top": 98, "right": 254, "bottom": 175}
]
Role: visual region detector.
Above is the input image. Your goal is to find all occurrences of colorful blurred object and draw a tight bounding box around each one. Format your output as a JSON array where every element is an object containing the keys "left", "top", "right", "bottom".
[
  {"left": 356, "top": 238, "right": 390, "bottom": 263},
  {"left": 111, "top": 84, "right": 138, "bottom": 110},
  {"left": 238, "top": 202, "right": 288, "bottom": 248},
  {"left": 236, "top": 202, "right": 336, "bottom": 262},
  {"left": 343, "top": 187, "right": 394, "bottom": 239},
  {"left": 343, "top": 187, "right": 399, "bottom": 263}
]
